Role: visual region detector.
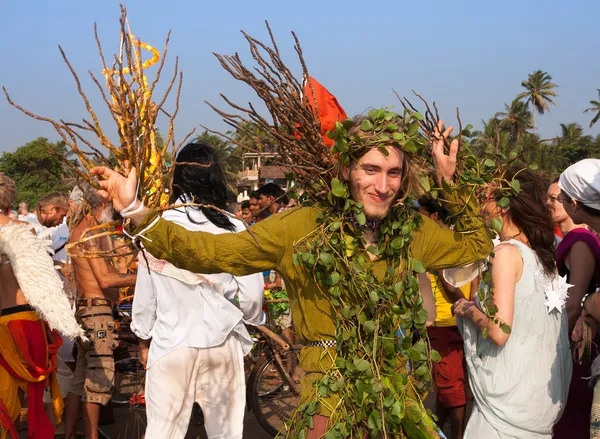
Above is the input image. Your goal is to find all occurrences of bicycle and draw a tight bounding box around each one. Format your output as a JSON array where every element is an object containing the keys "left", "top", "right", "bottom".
[{"left": 246, "top": 300, "right": 303, "bottom": 437}]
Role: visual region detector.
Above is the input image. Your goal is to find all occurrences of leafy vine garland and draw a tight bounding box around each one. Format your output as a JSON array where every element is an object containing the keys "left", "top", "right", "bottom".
[{"left": 287, "top": 109, "right": 442, "bottom": 438}]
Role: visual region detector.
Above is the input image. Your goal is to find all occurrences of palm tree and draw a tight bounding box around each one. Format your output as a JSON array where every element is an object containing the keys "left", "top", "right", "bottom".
[
  {"left": 517, "top": 70, "right": 558, "bottom": 135},
  {"left": 495, "top": 99, "right": 533, "bottom": 145},
  {"left": 584, "top": 89, "right": 600, "bottom": 128},
  {"left": 555, "top": 122, "right": 594, "bottom": 164}
]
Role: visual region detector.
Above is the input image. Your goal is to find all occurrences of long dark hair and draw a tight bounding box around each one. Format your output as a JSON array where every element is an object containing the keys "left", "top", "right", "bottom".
[
  {"left": 499, "top": 167, "right": 556, "bottom": 274},
  {"left": 170, "top": 141, "right": 236, "bottom": 232}
]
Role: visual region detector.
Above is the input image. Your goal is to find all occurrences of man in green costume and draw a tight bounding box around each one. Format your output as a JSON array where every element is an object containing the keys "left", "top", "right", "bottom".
[{"left": 91, "top": 121, "right": 492, "bottom": 437}]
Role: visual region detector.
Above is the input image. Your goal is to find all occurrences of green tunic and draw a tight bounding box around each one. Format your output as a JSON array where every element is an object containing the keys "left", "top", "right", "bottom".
[{"left": 131, "top": 189, "right": 492, "bottom": 414}]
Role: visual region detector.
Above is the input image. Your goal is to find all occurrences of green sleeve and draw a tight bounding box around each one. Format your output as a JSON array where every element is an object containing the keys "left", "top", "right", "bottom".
[
  {"left": 412, "top": 186, "right": 492, "bottom": 271},
  {"left": 129, "top": 207, "right": 308, "bottom": 276}
]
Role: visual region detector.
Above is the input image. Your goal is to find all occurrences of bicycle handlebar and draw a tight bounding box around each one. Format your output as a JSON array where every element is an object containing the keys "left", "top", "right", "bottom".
[{"left": 256, "top": 325, "right": 290, "bottom": 351}]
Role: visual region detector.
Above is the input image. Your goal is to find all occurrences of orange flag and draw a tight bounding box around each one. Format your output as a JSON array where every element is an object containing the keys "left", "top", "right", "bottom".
[{"left": 302, "top": 76, "right": 347, "bottom": 146}]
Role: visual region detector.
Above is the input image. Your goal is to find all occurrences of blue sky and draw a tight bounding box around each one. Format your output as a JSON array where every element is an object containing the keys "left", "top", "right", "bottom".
[{"left": 1, "top": 0, "right": 598, "bottom": 152}]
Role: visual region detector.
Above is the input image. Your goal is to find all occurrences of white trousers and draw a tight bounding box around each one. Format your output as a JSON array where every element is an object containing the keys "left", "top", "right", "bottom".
[{"left": 144, "top": 334, "right": 246, "bottom": 439}]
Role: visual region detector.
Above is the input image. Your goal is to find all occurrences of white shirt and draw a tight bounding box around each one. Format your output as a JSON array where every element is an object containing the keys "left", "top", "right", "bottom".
[
  {"left": 44, "top": 221, "right": 69, "bottom": 264},
  {"left": 18, "top": 212, "right": 42, "bottom": 234},
  {"left": 131, "top": 203, "right": 264, "bottom": 368}
]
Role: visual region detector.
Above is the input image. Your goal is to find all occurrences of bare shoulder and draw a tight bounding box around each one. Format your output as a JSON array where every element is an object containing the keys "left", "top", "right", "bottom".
[{"left": 491, "top": 243, "right": 522, "bottom": 265}]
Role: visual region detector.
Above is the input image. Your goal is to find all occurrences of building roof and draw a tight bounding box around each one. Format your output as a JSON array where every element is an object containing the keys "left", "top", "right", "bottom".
[{"left": 259, "top": 165, "right": 289, "bottom": 180}]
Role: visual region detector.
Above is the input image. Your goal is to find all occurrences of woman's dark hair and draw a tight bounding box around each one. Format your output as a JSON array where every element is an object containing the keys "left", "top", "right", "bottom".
[
  {"left": 498, "top": 167, "right": 556, "bottom": 274},
  {"left": 170, "top": 141, "right": 236, "bottom": 232},
  {"left": 418, "top": 195, "right": 451, "bottom": 223}
]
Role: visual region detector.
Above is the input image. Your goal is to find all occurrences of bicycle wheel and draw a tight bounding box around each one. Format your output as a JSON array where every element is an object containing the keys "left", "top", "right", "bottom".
[
  {"left": 108, "top": 357, "right": 147, "bottom": 439},
  {"left": 248, "top": 349, "right": 302, "bottom": 437}
]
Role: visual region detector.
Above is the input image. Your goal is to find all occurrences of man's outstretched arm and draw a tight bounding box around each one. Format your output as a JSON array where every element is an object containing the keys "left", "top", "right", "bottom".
[{"left": 90, "top": 166, "right": 287, "bottom": 276}]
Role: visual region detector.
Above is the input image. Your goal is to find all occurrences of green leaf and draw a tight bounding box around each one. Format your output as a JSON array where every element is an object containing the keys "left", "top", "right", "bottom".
[
  {"left": 331, "top": 178, "right": 347, "bottom": 198},
  {"left": 430, "top": 349, "right": 441, "bottom": 362},
  {"left": 354, "top": 359, "right": 370, "bottom": 372},
  {"left": 392, "top": 305, "right": 402, "bottom": 314},
  {"left": 394, "top": 282, "right": 404, "bottom": 293},
  {"left": 511, "top": 179, "right": 521, "bottom": 193},
  {"left": 366, "top": 245, "right": 380, "bottom": 255},
  {"left": 362, "top": 320, "right": 376, "bottom": 334},
  {"left": 328, "top": 271, "right": 340, "bottom": 286},
  {"left": 484, "top": 158, "right": 495, "bottom": 167},
  {"left": 407, "top": 121, "right": 420, "bottom": 136},
  {"left": 404, "top": 139, "right": 419, "bottom": 153},
  {"left": 414, "top": 363, "right": 428, "bottom": 376},
  {"left": 391, "top": 237, "right": 404, "bottom": 249},
  {"left": 418, "top": 175, "right": 430, "bottom": 192},
  {"left": 326, "top": 129, "right": 337, "bottom": 140},
  {"left": 528, "top": 162, "right": 539, "bottom": 171},
  {"left": 491, "top": 218, "right": 503, "bottom": 233},
  {"left": 342, "top": 119, "right": 353, "bottom": 130},
  {"left": 412, "top": 111, "right": 424, "bottom": 121},
  {"left": 329, "top": 221, "right": 341, "bottom": 231},
  {"left": 508, "top": 150, "right": 518, "bottom": 160},
  {"left": 320, "top": 252, "right": 334, "bottom": 265},
  {"left": 386, "top": 123, "right": 399, "bottom": 131},
  {"left": 318, "top": 385, "right": 329, "bottom": 397},
  {"left": 412, "top": 259, "right": 426, "bottom": 273},
  {"left": 415, "top": 308, "right": 428, "bottom": 325},
  {"left": 360, "top": 120, "right": 374, "bottom": 131},
  {"left": 392, "top": 132, "right": 404, "bottom": 141},
  {"left": 378, "top": 145, "right": 390, "bottom": 156},
  {"left": 405, "top": 403, "right": 423, "bottom": 424},
  {"left": 367, "top": 109, "right": 378, "bottom": 120},
  {"left": 497, "top": 197, "right": 510, "bottom": 208},
  {"left": 354, "top": 211, "right": 366, "bottom": 226},
  {"left": 501, "top": 323, "right": 511, "bottom": 334},
  {"left": 482, "top": 327, "right": 489, "bottom": 339},
  {"left": 369, "top": 290, "right": 379, "bottom": 303}
]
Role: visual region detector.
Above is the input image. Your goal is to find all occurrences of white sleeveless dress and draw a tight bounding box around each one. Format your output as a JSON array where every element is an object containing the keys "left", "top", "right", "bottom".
[{"left": 459, "top": 239, "right": 572, "bottom": 438}]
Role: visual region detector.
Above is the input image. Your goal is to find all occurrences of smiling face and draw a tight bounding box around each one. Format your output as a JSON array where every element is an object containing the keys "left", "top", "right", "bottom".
[
  {"left": 347, "top": 147, "right": 404, "bottom": 220},
  {"left": 547, "top": 182, "right": 569, "bottom": 224}
]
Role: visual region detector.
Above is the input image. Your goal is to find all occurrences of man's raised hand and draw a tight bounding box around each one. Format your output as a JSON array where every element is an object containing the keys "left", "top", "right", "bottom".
[
  {"left": 90, "top": 166, "right": 138, "bottom": 213},
  {"left": 431, "top": 119, "right": 459, "bottom": 186}
]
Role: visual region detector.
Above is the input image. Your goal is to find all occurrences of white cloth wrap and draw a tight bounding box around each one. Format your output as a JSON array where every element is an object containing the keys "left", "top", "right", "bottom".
[{"left": 558, "top": 158, "right": 600, "bottom": 210}]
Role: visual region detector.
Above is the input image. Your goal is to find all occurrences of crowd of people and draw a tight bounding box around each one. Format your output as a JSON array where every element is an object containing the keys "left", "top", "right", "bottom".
[{"left": 2, "top": 130, "right": 600, "bottom": 439}]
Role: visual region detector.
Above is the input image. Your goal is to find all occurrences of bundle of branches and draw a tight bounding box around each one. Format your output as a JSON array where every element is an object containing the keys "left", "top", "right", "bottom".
[
  {"left": 3, "top": 5, "right": 194, "bottom": 256},
  {"left": 205, "top": 22, "right": 340, "bottom": 201}
]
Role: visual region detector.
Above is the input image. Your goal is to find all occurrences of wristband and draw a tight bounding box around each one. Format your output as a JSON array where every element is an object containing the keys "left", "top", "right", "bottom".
[
  {"left": 121, "top": 201, "right": 145, "bottom": 218},
  {"left": 582, "top": 293, "right": 591, "bottom": 309}
]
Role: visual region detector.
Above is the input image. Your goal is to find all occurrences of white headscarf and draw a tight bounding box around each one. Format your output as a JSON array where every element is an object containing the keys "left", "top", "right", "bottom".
[{"left": 558, "top": 159, "right": 600, "bottom": 210}]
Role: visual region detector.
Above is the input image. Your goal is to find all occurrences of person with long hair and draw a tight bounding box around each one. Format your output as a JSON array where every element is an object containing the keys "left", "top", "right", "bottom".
[
  {"left": 548, "top": 175, "right": 600, "bottom": 438},
  {"left": 130, "top": 141, "right": 264, "bottom": 439},
  {"left": 452, "top": 168, "right": 572, "bottom": 438}
]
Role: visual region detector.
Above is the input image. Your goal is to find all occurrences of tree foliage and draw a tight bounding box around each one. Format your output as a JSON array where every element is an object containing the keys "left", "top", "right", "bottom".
[
  {"left": 517, "top": 70, "right": 558, "bottom": 134},
  {"left": 0, "top": 137, "right": 73, "bottom": 208},
  {"left": 584, "top": 89, "right": 600, "bottom": 128}
]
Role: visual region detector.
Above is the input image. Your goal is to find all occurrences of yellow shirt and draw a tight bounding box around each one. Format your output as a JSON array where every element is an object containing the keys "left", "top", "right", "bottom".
[{"left": 429, "top": 273, "right": 471, "bottom": 327}]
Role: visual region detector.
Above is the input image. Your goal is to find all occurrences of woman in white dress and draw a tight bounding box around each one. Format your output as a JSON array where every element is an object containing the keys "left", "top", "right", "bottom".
[{"left": 452, "top": 168, "right": 572, "bottom": 438}]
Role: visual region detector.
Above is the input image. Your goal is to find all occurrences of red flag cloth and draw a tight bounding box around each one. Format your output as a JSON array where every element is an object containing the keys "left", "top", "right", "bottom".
[{"left": 303, "top": 76, "right": 347, "bottom": 147}]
